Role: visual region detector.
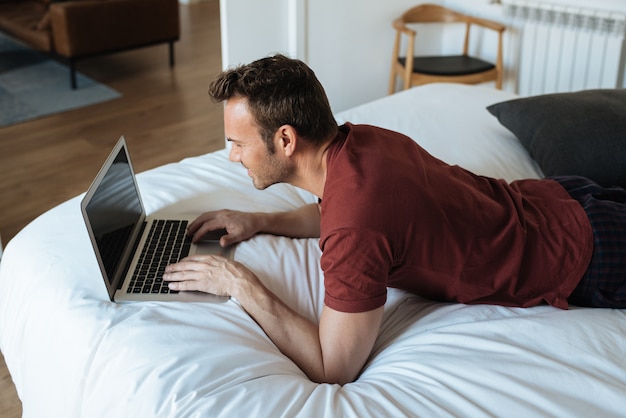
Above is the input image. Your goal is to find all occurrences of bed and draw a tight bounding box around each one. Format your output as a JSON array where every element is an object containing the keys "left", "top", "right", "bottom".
[{"left": 1, "top": 83, "right": 625, "bottom": 417}]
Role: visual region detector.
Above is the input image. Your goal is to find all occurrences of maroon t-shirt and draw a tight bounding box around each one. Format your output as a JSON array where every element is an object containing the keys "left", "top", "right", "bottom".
[{"left": 319, "top": 124, "right": 593, "bottom": 313}]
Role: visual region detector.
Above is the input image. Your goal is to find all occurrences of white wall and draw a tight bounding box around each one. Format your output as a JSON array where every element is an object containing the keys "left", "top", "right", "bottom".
[
  {"left": 305, "top": 0, "right": 421, "bottom": 111},
  {"left": 219, "top": 0, "right": 291, "bottom": 69},
  {"left": 220, "top": 0, "right": 420, "bottom": 112},
  {"left": 220, "top": 0, "right": 626, "bottom": 112}
]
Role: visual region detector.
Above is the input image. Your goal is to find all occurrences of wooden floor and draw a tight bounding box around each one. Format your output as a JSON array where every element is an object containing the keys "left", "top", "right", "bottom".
[{"left": 0, "top": 1, "right": 224, "bottom": 416}]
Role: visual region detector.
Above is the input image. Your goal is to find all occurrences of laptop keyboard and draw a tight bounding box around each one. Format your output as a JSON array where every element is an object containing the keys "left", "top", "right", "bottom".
[{"left": 126, "top": 219, "right": 192, "bottom": 294}]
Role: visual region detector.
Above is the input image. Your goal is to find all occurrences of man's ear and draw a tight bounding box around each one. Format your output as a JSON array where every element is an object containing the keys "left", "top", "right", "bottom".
[{"left": 276, "top": 125, "right": 298, "bottom": 157}]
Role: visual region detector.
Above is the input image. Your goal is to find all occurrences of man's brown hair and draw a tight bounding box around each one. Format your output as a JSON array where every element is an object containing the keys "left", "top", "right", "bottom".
[{"left": 209, "top": 54, "right": 338, "bottom": 152}]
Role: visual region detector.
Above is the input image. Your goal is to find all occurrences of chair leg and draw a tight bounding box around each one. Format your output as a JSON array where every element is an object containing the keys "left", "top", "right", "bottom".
[
  {"left": 169, "top": 41, "right": 175, "bottom": 68},
  {"left": 389, "top": 31, "right": 402, "bottom": 94},
  {"left": 388, "top": 71, "right": 397, "bottom": 95},
  {"left": 70, "top": 59, "right": 77, "bottom": 90},
  {"left": 403, "top": 69, "right": 412, "bottom": 91}
]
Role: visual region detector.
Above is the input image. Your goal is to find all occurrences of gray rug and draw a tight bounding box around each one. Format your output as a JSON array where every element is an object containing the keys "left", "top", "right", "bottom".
[{"left": 0, "top": 33, "right": 121, "bottom": 127}]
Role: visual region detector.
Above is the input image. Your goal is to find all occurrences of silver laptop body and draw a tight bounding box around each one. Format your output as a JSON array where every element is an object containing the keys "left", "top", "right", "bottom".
[{"left": 80, "top": 136, "right": 230, "bottom": 303}]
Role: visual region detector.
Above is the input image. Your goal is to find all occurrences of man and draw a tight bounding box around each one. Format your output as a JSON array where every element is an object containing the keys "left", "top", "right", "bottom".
[{"left": 163, "top": 54, "right": 626, "bottom": 385}]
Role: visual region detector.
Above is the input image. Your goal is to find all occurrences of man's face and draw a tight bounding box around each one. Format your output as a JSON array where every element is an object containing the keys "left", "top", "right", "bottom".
[{"left": 224, "top": 98, "right": 294, "bottom": 190}]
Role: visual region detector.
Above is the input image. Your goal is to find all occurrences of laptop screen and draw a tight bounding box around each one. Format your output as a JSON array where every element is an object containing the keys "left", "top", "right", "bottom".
[{"left": 84, "top": 146, "right": 143, "bottom": 285}]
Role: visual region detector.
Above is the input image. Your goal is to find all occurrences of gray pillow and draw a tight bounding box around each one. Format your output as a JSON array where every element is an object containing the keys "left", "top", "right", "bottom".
[{"left": 487, "top": 89, "right": 626, "bottom": 188}]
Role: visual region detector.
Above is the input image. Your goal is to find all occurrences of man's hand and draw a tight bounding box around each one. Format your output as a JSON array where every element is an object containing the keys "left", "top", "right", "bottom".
[
  {"left": 164, "top": 254, "right": 255, "bottom": 296},
  {"left": 187, "top": 210, "right": 261, "bottom": 247},
  {"left": 187, "top": 203, "right": 321, "bottom": 247}
]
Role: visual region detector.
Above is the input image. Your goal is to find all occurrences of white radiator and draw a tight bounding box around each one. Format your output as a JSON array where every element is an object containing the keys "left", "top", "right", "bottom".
[{"left": 501, "top": 0, "right": 626, "bottom": 96}]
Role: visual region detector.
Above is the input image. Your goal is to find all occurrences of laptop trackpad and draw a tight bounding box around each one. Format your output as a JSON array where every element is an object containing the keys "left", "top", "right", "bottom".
[
  {"left": 195, "top": 241, "right": 225, "bottom": 255},
  {"left": 194, "top": 228, "right": 229, "bottom": 256}
]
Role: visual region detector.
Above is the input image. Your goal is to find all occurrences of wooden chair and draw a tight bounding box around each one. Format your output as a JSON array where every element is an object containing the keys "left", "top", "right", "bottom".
[{"left": 389, "top": 4, "right": 505, "bottom": 94}]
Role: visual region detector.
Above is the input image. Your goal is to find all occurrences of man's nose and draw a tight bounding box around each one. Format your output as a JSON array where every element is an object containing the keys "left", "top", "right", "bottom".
[{"left": 228, "top": 146, "right": 240, "bottom": 162}]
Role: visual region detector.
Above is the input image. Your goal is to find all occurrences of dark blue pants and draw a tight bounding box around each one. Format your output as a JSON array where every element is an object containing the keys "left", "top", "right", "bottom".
[{"left": 551, "top": 176, "right": 626, "bottom": 308}]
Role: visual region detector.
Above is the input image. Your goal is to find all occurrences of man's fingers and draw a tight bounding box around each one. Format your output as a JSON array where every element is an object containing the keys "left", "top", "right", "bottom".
[
  {"left": 163, "top": 254, "right": 240, "bottom": 293},
  {"left": 167, "top": 280, "right": 186, "bottom": 291},
  {"left": 190, "top": 223, "right": 215, "bottom": 243},
  {"left": 163, "top": 266, "right": 206, "bottom": 291},
  {"left": 163, "top": 255, "right": 223, "bottom": 282}
]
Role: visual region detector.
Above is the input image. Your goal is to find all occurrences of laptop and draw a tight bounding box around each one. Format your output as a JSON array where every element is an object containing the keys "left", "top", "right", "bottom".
[{"left": 80, "top": 136, "right": 230, "bottom": 303}]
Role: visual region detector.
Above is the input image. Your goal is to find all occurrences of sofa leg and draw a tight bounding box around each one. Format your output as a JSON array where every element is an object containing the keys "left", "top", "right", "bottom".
[
  {"left": 70, "top": 59, "right": 77, "bottom": 89},
  {"left": 169, "top": 41, "right": 175, "bottom": 68}
]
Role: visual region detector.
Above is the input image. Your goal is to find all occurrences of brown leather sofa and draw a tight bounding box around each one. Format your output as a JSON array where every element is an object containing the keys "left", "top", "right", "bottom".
[{"left": 0, "top": 0, "right": 180, "bottom": 88}]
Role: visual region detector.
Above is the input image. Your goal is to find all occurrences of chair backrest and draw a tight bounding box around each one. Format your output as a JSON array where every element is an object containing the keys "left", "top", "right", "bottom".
[
  {"left": 398, "top": 4, "right": 469, "bottom": 26},
  {"left": 395, "top": 3, "right": 506, "bottom": 33}
]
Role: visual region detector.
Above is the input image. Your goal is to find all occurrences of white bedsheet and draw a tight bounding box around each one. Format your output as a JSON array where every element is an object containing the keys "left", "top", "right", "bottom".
[{"left": 1, "top": 84, "right": 624, "bottom": 417}]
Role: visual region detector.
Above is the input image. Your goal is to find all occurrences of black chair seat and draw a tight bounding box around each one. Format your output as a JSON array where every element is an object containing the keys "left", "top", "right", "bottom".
[{"left": 398, "top": 55, "right": 495, "bottom": 76}]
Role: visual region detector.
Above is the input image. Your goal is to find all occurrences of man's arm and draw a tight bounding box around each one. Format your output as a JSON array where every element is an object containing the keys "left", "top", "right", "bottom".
[
  {"left": 187, "top": 203, "right": 321, "bottom": 246},
  {"left": 163, "top": 255, "right": 384, "bottom": 385},
  {"left": 234, "top": 278, "right": 384, "bottom": 384}
]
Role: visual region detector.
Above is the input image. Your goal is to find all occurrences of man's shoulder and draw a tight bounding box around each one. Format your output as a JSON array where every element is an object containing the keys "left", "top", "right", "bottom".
[{"left": 330, "top": 123, "right": 417, "bottom": 159}]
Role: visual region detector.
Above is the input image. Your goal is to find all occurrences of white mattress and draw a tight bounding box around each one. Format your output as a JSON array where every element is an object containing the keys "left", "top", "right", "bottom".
[{"left": 1, "top": 83, "right": 624, "bottom": 417}]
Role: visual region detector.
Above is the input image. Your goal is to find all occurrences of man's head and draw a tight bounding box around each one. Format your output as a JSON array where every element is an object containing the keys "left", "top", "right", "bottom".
[{"left": 208, "top": 54, "right": 338, "bottom": 153}]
